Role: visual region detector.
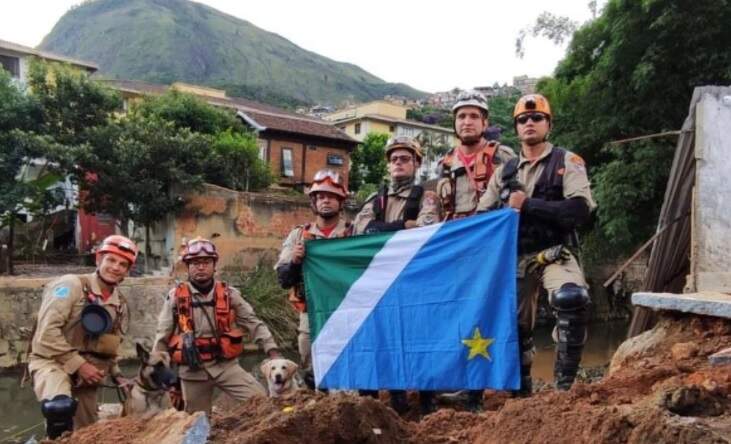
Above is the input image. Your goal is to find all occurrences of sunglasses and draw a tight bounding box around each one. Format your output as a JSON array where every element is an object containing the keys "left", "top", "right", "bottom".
[
  {"left": 390, "top": 155, "right": 413, "bottom": 164},
  {"left": 187, "top": 241, "right": 217, "bottom": 255},
  {"left": 516, "top": 113, "right": 547, "bottom": 125}
]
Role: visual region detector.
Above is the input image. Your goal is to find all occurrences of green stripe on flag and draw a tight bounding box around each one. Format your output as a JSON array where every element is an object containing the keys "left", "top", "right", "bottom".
[{"left": 303, "top": 232, "right": 395, "bottom": 342}]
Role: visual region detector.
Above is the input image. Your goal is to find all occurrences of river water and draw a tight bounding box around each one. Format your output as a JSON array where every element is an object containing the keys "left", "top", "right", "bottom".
[{"left": 0, "top": 320, "right": 628, "bottom": 442}]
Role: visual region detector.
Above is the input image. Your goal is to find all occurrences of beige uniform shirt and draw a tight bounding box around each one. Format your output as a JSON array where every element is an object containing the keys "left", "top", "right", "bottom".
[
  {"left": 476, "top": 143, "right": 596, "bottom": 212},
  {"left": 153, "top": 282, "right": 278, "bottom": 380},
  {"left": 29, "top": 273, "right": 126, "bottom": 377},
  {"left": 352, "top": 185, "right": 441, "bottom": 235},
  {"left": 275, "top": 218, "right": 351, "bottom": 267},
  {"left": 437, "top": 142, "right": 516, "bottom": 214}
]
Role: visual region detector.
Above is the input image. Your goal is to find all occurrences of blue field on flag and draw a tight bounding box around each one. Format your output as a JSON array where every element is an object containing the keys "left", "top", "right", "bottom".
[{"left": 304, "top": 209, "right": 521, "bottom": 390}]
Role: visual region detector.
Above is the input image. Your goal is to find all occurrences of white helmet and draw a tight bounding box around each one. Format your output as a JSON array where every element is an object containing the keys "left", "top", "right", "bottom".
[{"left": 452, "top": 90, "right": 489, "bottom": 115}]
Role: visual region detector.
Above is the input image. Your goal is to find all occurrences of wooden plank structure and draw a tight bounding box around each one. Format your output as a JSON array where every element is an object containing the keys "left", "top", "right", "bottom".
[{"left": 628, "top": 86, "right": 731, "bottom": 337}]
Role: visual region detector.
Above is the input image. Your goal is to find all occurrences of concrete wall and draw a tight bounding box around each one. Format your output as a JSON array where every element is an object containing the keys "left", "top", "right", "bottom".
[
  {"left": 171, "top": 185, "right": 313, "bottom": 274},
  {"left": 693, "top": 90, "right": 731, "bottom": 292},
  {"left": 0, "top": 276, "right": 170, "bottom": 369}
]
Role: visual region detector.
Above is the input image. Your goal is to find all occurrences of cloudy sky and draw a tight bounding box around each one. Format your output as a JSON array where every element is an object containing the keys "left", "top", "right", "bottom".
[{"left": 0, "top": 0, "right": 599, "bottom": 93}]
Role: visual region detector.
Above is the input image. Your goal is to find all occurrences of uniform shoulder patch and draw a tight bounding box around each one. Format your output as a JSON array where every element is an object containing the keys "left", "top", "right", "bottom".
[
  {"left": 53, "top": 286, "right": 70, "bottom": 299},
  {"left": 568, "top": 154, "right": 585, "bottom": 166},
  {"left": 566, "top": 153, "right": 586, "bottom": 174}
]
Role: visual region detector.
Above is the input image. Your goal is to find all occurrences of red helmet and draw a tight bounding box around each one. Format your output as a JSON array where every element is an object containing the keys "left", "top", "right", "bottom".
[
  {"left": 307, "top": 169, "right": 348, "bottom": 199},
  {"left": 182, "top": 237, "right": 219, "bottom": 263},
  {"left": 97, "top": 235, "right": 138, "bottom": 265}
]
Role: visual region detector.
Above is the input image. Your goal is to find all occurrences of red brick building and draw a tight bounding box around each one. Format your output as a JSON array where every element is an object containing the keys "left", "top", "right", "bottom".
[{"left": 101, "top": 80, "right": 358, "bottom": 189}]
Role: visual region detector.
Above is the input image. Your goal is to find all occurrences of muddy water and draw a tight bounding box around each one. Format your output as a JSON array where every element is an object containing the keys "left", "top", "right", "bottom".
[{"left": 0, "top": 321, "right": 628, "bottom": 442}]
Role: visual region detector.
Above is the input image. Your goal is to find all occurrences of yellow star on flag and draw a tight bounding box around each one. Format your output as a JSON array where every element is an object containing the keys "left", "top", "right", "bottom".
[{"left": 462, "top": 327, "right": 495, "bottom": 361}]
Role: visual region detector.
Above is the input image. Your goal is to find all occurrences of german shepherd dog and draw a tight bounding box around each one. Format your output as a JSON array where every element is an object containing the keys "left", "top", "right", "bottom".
[{"left": 122, "top": 343, "right": 178, "bottom": 416}]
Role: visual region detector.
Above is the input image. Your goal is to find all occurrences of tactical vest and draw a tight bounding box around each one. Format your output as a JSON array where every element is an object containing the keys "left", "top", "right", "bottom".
[
  {"left": 439, "top": 141, "right": 501, "bottom": 218},
  {"left": 372, "top": 184, "right": 424, "bottom": 223},
  {"left": 502, "top": 147, "right": 575, "bottom": 254},
  {"left": 168, "top": 282, "right": 244, "bottom": 364}
]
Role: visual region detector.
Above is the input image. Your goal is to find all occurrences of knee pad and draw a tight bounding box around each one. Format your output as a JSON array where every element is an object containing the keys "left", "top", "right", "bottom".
[
  {"left": 41, "top": 394, "right": 78, "bottom": 439},
  {"left": 549, "top": 283, "right": 590, "bottom": 312}
]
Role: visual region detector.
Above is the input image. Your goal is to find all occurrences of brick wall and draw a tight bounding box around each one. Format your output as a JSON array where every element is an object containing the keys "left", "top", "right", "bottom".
[
  {"left": 172, "top": 184, "right": 315, "bottom": 274},
  {"left": 265, "top": 137, "right": 350, "bottom": 188}
]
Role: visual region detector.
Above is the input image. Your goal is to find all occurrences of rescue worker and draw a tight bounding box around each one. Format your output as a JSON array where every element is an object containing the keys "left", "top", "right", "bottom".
[
  {"left": 353, "top": 136, "right": 440, "bottom": 235},
  {"left": 436, "top": 90, "right": 516, "bottom": 220},
  {"left": 153, "top": 237, "right": 280, "bottom": 414},
  {"left": 476, "top": 94, "right": 596, "bottom": 393},
  {"left": 275, "top": 169, "right": 351, "bottom": 389},
  {"left": 28, "top": 235, "right": 138, "bottom": 439},
  {"left": 436, "top": 90, "right": 515, "bottom": 411},
  {"left": 352, "top": 136, "right": 441, "bottom": 415}
]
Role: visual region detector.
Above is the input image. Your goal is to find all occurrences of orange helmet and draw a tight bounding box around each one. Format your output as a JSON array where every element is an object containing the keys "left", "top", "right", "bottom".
[
  {"left": 513, "top": 94, "right": 552, "bottom": 119},
  {"left": 307, "top": 169, "right": 347, "bottom": 199},
  {"left": 385, "top": 136, "right": 423, "bottom": 163},
  {"left": 97, "top": 235, "right": 138, "bottom": 265},
  {"left": 182, "top": 237, "right": 219, "bottom": 263}
]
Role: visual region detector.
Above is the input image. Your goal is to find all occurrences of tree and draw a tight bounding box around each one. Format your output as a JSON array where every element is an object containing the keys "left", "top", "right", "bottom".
[
  {"left": 486, "top": 93, "right": 521, "bottom": 150},
  {"left": 536, "top": 0, "right": 731, "bottom": 257},
  {"left": 131, "top": 91, "right": 271, "bottom": 191},
  {"left": 348, "top": 132, "right": 389, "bottom": 193},
  {"left": 0, "top": 70, "right": 67, "bottom": 273}
]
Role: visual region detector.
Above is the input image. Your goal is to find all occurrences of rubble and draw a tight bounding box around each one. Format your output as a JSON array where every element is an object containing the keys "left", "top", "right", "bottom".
[{"left": 54, "top": 313, "right": 731, "bottom": 443}]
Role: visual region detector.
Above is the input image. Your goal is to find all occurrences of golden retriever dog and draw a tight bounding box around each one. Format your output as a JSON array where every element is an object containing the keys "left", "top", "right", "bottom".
[
  {"left": 122, "top": 343, "right": 177, "bottom": 416},
  {"left": 259, "top": 358, "right": 301, "bottom": 397}
]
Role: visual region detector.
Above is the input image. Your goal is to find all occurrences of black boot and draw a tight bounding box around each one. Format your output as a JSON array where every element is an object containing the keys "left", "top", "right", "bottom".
[
  {"left": 551, "top": 284, "right": 590, "bottom": 391},
  {"left": 466, "top": 390, "right": 483, "bottom": 412},
  {"left": 389, "top": 390, "right": 409, "bottom": 415},
  {"left": 419, "top": 391, "right": 436, "bottom": 415},
  {"left": 517, "top": 363, "right": 533, "bottom": 397}
]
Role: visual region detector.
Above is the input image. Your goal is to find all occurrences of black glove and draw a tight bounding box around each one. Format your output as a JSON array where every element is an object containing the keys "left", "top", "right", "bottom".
[{"left": 182, "top": 332, "right": 202, "bottom": 370}]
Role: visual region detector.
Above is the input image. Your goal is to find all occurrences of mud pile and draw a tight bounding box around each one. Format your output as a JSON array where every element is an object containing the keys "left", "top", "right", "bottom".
[{"left": 55, "top": 313, "right": 731, "bottom": 443}]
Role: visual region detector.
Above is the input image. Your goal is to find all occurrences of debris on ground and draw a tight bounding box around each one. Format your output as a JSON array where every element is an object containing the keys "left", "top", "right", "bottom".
[{"left": 60, "top": 313, "right": 731, "bottom": 443}]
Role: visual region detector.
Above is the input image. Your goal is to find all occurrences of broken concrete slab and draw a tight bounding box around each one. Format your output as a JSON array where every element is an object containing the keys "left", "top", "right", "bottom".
[
  {"left": 709, "top": 347, "right": 731, "bottom": 366},
  {"left": 632, "top": 291, "right": 731, "bottom": 319}
]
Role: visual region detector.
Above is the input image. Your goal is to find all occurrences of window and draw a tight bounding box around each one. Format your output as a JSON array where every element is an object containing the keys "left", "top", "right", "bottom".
[
  {"left": 327, "top": 153, "right": 344, "bottom": 166},
  {"left": 258, "top": 139, "right": 267, "bottom": 161},
  {"left": 0, "top": 55, "right": 20, "bottom": 78},
  {"left": 281, "top": 148, "right": 294, "bottom": 177},
  {"left": 354, "top": 123, "right": 361, "bottom": 134},
  {"left": 308, "top": 145, "right": 317, "bottom": 151},
  {"left": 389, "top": 125, "right": 396, "bottom": 133}
]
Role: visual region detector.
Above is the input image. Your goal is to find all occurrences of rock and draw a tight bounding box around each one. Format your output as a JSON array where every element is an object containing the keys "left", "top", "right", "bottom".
[
  {"left": 659, "top": 385, "right": 724, "bottom": 417},
  {"left": 632, "top": 292, "right": 731, "bottom": 319},
  {"left": 609, "top": 324, "right": 668, "bottom": 375},
  {"left": 709, "top": 347, "right": 731, "bottom": 366},
  {"left": 671, "top": 342, "right": 699, "bottom": 360},
  {"left": 0, "top": 338, "right": 9, "bottom": 355}
]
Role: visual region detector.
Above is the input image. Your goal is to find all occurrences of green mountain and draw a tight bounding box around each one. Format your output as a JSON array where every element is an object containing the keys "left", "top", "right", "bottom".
[{"left": 39, "top": 0, "right": 426, "bottom": 107}]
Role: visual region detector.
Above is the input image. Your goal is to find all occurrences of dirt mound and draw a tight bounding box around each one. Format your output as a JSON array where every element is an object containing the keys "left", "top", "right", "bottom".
[
  {"left": 57, "top": 313, "right": 731, "bottom": 443},
  {"left": 210, "top": 391, "right": 410, "bottom": 443}
]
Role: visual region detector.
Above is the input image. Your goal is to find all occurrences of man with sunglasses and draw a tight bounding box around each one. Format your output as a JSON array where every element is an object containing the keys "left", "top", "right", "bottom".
[
  {"left": 154, "top": 237, "right": 281, "bottom": 415},
  {"left": 352, "top": 136, "right": 440, "bottom": 415},
  {"left": 477, "top": 94, "right": 596, "bottom": 395},
  {"left": 28, "top": 235, "right": 138, "bottom": 439},
  {"left": 275, "top": 169, "right": 352, "bottom": 389},
  {"left": 353, "top": 136, "right": 440, "bottom": 236},
  {"left": 436, "top": 90, "right": 516, "bottom": 221}
]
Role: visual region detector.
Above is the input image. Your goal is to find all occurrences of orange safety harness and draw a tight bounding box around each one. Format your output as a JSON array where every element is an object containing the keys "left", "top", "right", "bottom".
[{"left": 168, "top": 282, "right": 244, "bottom": 364}]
